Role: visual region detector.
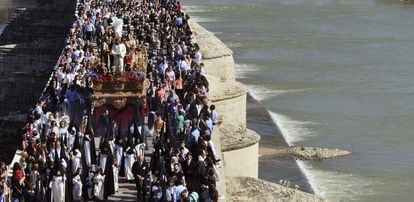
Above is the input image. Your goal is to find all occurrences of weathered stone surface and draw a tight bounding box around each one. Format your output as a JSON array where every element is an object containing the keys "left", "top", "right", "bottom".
[
  {"left": 189, "top": 20, "right": 232, "bottom": 59},
  {"left": 207, "top": 75, "right": 247, "bottom": 127},
  {"left": 289, "top": 146, "right": 351, "bottom": 160},
  {"left": 0, "top": 1, "right": 75, "bottom": 117},
  {"left": 0, "top": 120, "right": 24, "bottom": 163},
  {"left": 190, "top": 20, "right": 235, "bottom": 81},
  {"left": 218, "top": 124, "right": 260, "bottom": 152},
  {"left": 226, "top": 177, "right": 325, "bottom": 202}
]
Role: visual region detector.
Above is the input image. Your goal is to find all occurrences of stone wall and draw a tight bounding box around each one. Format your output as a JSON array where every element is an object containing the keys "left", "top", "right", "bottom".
[
  {"left": 0, "top": 120, "right": 24, "bottom": 163},
  {"left": 191, "top": 20, "right": 262, "bottom": 180},
  {"left": 223, "top": 143, "right": 259, "bottom": 178},
  {"left": 0, "top": 1, "right": 75, "bottom": 117},
  {"left": 0, "top": 0, "right": 76, "bottom": 163},
  {"left": 218, "top": 126, "right": 260, "bottom": 178},
  {"left": 190, "top": 21, "right": 235, "bottom": 82},
  {"left": 207, "top": 75, "right": 247, "bottom": 128}
]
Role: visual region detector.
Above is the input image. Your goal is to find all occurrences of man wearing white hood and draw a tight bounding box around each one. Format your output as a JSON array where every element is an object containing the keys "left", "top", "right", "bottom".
[{"left": 111, "top": 37, "right": 127, "bottom": 73}]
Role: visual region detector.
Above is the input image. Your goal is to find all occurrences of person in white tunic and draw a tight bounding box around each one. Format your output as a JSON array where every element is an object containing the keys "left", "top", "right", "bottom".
[
  {"left": 67, "top": 127, "right": 76, "bottom": 151},
  {"left": 83, "top": 133, "right": 92, "bottom": 168},
  {"left": 108, "top": 121, "right": 117, "bottom": 154},
  {"left": 49, "top": 170, "right": 65, "bottom": 202},
  {"left": 72, "top": 168, "right": 83, "bottom": 202},
  {"left": 94, "top": 168, "right": 105, "bottom": 200},
  {"left": 71, "top": 149, "right": 82, "bottom": 174},
  {"left": 114, "top": 136, "right": 124, "bottom": 167},
  {"left": 58, "top": 121, "right": 68, "bottom": 146},
  {"left": 113, "top": 164, "right": 119, "bottom": 192},
  {"left": 98, "top": 152, "right": 108, "bottom": 174},
  {"left": 124, "top": 146, "right": 136, "bottom": 181},
  {"left": 111, "top": 38, "right": 127, "bottom": 73}
]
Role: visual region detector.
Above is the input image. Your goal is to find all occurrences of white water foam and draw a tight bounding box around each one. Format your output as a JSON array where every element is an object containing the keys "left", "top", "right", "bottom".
[
  {"left": 296, "top": 160, "right": 324, "bottom": 197},
  {"left": 182, "top": 5, "right": 218, "bottom": 23},
  {"left": 226, "top": 42, "right": 244, "bottom": 49},
  {"left": 267, "top": 111, "right": 376, "bottom": 201},
  {"left": 189, "top": 15, "right": 218, "bottom": 23},
  {"left": 183, "top": 5, "right": 232, "bottom": 13},
  {"left": 297, "top": 160, "right": 378, "bottom": 201},
  {"left": 248, "top": 85, "right": 314, "bottom": 101},
  {"left": 235, "top": 63, "right": 260, "bottom": 79},
  {"left": 265, "top": 111, "right": 326, "bottom": 198},
  {"left": 182, "top": 5, "right": 213, "bottom": 13},
  {"left": 268, "top": 111, "right": 319, "bottom": 145}
]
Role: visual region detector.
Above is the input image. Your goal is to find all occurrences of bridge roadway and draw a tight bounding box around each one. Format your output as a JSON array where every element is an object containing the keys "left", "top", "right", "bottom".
[{"left": 97, "top": 126, "right": 154, "bottom": 202}]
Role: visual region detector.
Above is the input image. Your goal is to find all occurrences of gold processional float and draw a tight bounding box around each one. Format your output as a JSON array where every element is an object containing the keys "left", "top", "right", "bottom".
[{"left": 91, "top": 46, "right": 149, "bottom": 109}]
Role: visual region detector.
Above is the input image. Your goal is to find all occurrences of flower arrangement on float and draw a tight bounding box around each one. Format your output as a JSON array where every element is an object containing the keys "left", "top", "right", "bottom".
[{"left": 92, "top": 71, "right": 146, "bottom": 93}]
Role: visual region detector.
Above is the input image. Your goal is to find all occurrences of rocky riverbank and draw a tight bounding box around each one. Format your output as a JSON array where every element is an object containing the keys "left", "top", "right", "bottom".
[{"left": 226, "top": 176, "right": 325, "bottom": 202}]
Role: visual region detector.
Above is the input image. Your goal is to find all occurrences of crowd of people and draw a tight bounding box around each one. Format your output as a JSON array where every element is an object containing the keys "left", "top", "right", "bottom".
[{"left": 7, "top": 0, "right": 221, "bottom": 201}]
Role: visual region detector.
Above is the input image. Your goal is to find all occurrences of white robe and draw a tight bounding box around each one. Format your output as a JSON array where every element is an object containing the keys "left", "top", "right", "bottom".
[
  {"left": 135, "top": 143, "right": 146, "bottom": 157},
  {"left": 72, "top": 175, "right": 83, "bottom": 201},
  {"left": 83, "top": 138, "right": 92, "bottom": 168},
  {"left": 124, "top": 151, "right": 135, "bottom": 180},
  {"left": 67, "top": 133, "right": 75, "bottom": 151},
  {"left": 113, "top": 165, "right": 119, "bottom": 192},
  {"left": 49, "top": 175, "right": 65, "bottom": 202},
  {"left": 115, "top": 145, "right": 123, "bottom": 167},
  {"left": 59, "top": 128, "right": 68, "bottom": 146},
  {"left": 109, "top": 140, "right": 115, "bottom": 155},
  {"left": 111, "top": 43, "right": 126, "bottom": 71},
  {"left": 99, "top": 154, "right": 108, "bottom": 173},
  {"left": 71, "top": 152, "right": 82, "bottom": 174},
  {"left": 94, "top": 174, "right": 105, "bottom": 200}
]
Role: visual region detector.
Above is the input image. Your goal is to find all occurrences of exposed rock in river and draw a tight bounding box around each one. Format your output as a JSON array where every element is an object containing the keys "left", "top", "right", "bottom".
[{"left": 288, "top": 146, "right": 351, "bottom": 160}]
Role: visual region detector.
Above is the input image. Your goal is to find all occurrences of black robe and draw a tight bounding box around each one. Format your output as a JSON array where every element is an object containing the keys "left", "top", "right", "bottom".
[
  {"left": 81, "top": 134, "right": 95, "bottom": 169},
  {"left": 82, "top": 170, "right": 94, "bottom": 200},
  {"left": 98, "top": 114, "right": 112, "bottom": 142},
  {"left": 115, "top": 134, "right": 126, "bottom": 177},
  {"left": 132, "top": 160, "right": 149, "bottom": 201},
  {"left": 98, "top": 152, "right": 115, "bottom": 199}
]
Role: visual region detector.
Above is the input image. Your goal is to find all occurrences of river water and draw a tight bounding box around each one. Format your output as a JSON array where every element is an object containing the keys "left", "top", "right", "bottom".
[{"left": 185, "top": 0, "right": 414, "bottom": 201}]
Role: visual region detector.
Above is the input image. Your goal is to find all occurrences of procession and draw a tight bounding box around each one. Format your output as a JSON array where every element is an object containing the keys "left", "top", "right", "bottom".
[{"left": 5, "top": 0, "right": 220, "bottom": 201}]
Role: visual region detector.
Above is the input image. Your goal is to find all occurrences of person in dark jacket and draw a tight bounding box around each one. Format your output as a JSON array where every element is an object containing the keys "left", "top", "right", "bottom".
[{"left": 132, "top": 155, "right": 148, "bottom": 201}]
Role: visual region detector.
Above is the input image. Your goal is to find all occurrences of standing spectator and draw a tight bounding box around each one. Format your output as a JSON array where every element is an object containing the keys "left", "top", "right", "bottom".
[
  {"left": 132, "top": 155, "right": 148, "bottom": 201},
  {"left": 12, "top": 163, "right": 25, "bottom": 202}
]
